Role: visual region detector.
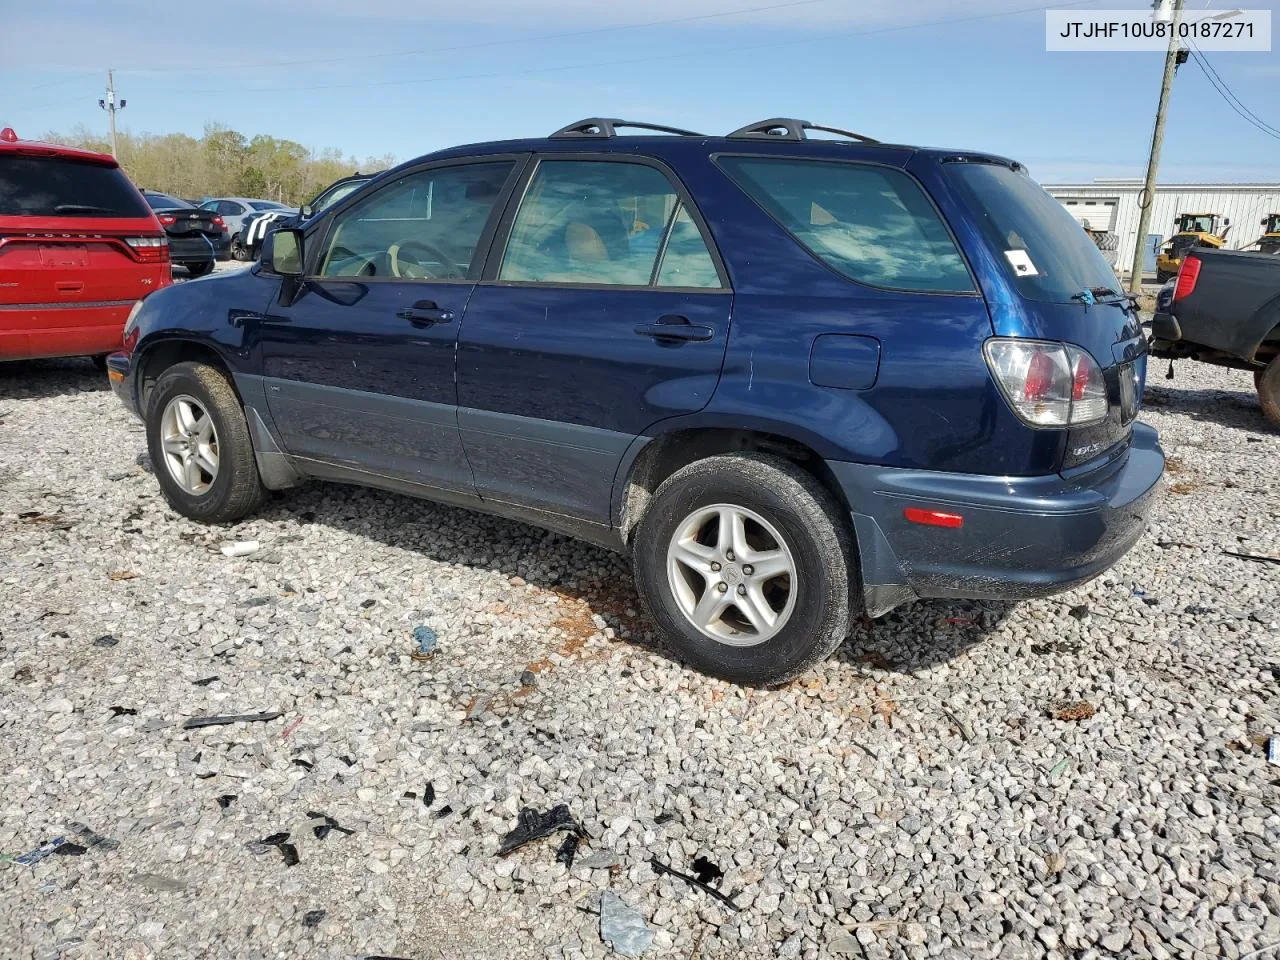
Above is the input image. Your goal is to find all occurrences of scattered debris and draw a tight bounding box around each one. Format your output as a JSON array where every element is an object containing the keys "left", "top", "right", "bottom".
[
  {"left": 423, "top": 782, "right": 435, "bottom": 808},
  {"left": 556, "top": 832, "right": 580, "bottom": 868},
  {"left": 1223, "top": 549, "right": 1280, "bottom": 567},
  {"left": 650, "top": 857, "right": 741, "bottom": 911},
  {"left": 307, "top": 811, "right": 355, "bottom": 841},
  {"left": 281, "top": 715, "right": 304, "bottom": 739},
  {"left": 14, "top": 823, "right": 118, "bottom": 866},
  {"left": 1050, "top": 700, "right": 1096, "bottom": 722},
  {"left": 497, "top": 805, "right": 585, "bottom": 857},
  {"left": 238, "top": 596, "right": 273, "bottom": 608},
  {"left": 435, "top": 805, "right": 454, "bottom": 819},
  {"left": 220, "top": 540, "right": 260, "bottom": 558},
  {"left": 599, "top": 891, "right": 654, "bottom": 957},
  {"left": 292, "top": 758, "right": 313, "bottom": 771},
  {"left": 18, "top": 511, "right": 75, "bottom": 530},
  {"left": 1156, "top": 540, "right": 1196, "bottom": 549},
  {"left": 302, "top": 909, "right": 326, "bottom": 928},
  {"left": 1047, "top": 757, "right": 1072, "bottom": 782},
  {"left": 360, "top": 599, "right": 376, "bottom": 609},
  {"left": 1030, "top": 640, "right": 1081, "bottom": 655},
  {"left": 411, "top": 625, "right": 439, "bottom": 661},
  {"left": 1142, "top": 597, "right": 1160, "bottom": 606},
  {"left": 13, "top": 839, "right": 66, "bottom": 865},
  {"left": 92, "top": 634, "right": 118, "bottom": 648},
  {"left": 1269, "top": 737, "right": 1279, "bottom": 767},
  {"left": 134, "top": 873, "right": 187, "bottom": 892},
  {"left": 691, "top": 856, "right": 724, "bottom": 887},
  {"left": 191, "top": 676, "right": 219, "bottom": 687},
  {"left": 1068, "top": 605, "right": 1090, "bottom": 621},
  {"left": 216, "top": 795, "right": 236, "bottom": 810},
  {"left": 942, "top": 707, "right": 975, "bottom": 743},
  {"left": 109, "top": 706, "right": 138, "bottom": 717},
  {"left": 182, "top": 711, "right": 283, "bottom": 730},
  {"left": 1183, "top": 605, "right": 1216, "bottom": 615},
  {"left": 108, "top": 570, "right": 137, "bottom": 581},
  {"left": 246, "top": 832, "right": 299, "bottom": 866},
  {"left": 654, "top": 811, "right": 681, "bottom": 826},
  {"left": 520, "top": 669, "right": 537, "bottom": 687}
]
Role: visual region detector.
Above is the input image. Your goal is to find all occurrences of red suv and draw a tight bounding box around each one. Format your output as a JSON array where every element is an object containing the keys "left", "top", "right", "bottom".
[{"left": 0, "top": 127, "right": 170, "bottom": 364}]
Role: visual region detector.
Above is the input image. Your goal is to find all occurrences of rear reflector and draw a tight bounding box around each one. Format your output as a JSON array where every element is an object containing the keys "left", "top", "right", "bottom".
[
  {"left": 904, "top": 507, "right": 964, "bottom": 529},
  {"left": 1173, "top": 256, "right": 1201, "bottom": 301}
]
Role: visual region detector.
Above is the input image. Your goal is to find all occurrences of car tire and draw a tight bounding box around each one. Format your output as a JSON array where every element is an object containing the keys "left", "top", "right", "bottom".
[
  {"left": 231, "top": 234, "right": 250, "bottom": 262},
  {"left": 1257, "top": 357, "right": 1280, "bottom": 427},
  {"left": 1156, "top": 271, "right": 1171, "bottom": 283},
  {"left": 146, "top": 361, "right": 265, "bottom": 524},
  {"left": 186, "top": 261, "right": 214, "bottom": 277},
  {"left": 632, "top": 453, "right": 854, "bottom": 686}
]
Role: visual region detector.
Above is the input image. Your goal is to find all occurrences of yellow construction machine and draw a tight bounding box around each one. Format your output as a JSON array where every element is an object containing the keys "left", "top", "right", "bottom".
[
  {"left": 1155, "top": 213, "right": 1230, "bottom": 281},
  {"left": 1257, "top": 213, "right": 1280, "bottom": 255}
]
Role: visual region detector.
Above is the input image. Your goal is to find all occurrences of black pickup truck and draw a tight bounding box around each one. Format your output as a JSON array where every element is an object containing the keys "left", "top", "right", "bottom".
[{"left": 1151, "top": 247, "right": 1280, "bottom": 426}]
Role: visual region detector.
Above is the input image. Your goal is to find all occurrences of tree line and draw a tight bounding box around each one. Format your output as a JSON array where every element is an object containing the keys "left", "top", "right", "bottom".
[{"left": 44, "top": 123, "right": 397, "bottom": 205}]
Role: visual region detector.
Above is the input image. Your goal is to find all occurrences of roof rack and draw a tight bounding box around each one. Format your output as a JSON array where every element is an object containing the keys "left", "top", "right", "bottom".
[
  {"left": 726, "top": 118, "right": 880, "bottom": 144},
  {"left": 549, "top": 118, "right": 705, "bottom": 139}
]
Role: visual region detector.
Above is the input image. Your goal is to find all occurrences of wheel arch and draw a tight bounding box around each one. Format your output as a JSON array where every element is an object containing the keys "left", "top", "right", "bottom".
[{"left": 134, "top": 336, "right": 238, "bottom": 418}]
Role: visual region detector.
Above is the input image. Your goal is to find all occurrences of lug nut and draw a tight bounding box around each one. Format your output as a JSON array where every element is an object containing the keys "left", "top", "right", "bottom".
[
  {"left": 742, "top": 564, "right": 753, "bottom": 576},
  {"left": 737, "top": 584, "right": 746, "bottom": 595},
  {"left": 716, "top": 582, "right": 728, "bottom": 593},
  {"left": 726, "top": 550, "right": 735, "bottom": 562},
  {"left": 710, "top": 561, "right": 721, "bottom": 572}
]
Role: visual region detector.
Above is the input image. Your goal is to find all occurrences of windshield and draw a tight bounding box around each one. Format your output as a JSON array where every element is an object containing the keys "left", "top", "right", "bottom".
[
  {"left": 145, "top": 193, "right": 192, "bottom": 210},
  {"left": 0, "top": 156, "right": 150, "bottom": 217},
  {"left": 948, "top": 162, "right": 1121, "bottom": 304},
  {"left": 250, "top": 200, "right": 289, "bottom": 211},
  {"left": 1178, "top": 215, "right": 1216, "bottom": 233},
  {"left": 312, "top": 178, "right": 367, "bottom": 212}
]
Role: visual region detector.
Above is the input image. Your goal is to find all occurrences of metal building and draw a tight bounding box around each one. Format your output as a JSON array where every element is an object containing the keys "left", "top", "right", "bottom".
[{"left": 1044, "top": 179, "right": 1280, "bottom": 278}]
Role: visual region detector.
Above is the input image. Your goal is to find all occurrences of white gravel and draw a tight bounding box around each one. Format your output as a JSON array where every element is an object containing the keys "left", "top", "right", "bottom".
[{"left": 1, "top": 331, "right": 1277, "bottom": 959}]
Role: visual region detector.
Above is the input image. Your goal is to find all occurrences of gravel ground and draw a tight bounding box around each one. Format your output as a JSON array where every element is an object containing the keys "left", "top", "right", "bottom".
[{"left": 1, "top": 302, "right": 1278, "bottom": 959}]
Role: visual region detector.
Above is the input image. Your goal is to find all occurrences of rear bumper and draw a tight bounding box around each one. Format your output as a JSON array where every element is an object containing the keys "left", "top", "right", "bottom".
[
  {"left": 168, "top": 234, "right": 228, "bottom": 264},
  {"left": 0, "top": 304, "right": 128, "bottom": 360},
  {"left": 106, "top": 351, "right": 138, "bottom": 416},
  {"left": 828, "top": 423, "right": 1165, "bottom": 616}
]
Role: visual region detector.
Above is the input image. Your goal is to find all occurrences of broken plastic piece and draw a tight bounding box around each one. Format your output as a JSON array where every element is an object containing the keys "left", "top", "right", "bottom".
[
  {"left": 360, "top": 599, "right": 376, "bottom": 609},
  {"left": 497, "top": 805, "right": 584, "bottom": 857},
  {"left": 220, "top": 540, "right": 260, "bottom": 558},
  {"left": 411, "top": 625, "right": 438, "bottom": 661},
  {"left": 14, "top": 838, "right": 66, "bottom": 866},
  {"left": 93, "top": 634, "right": 118, "bottom": 648},
  {"left": 216, "top": 795, "right": 236, "bottom": 810},
  {"left": 1068, "top": 605, "right": 1090, "bottom": 621},
  {"left": 182, "top": 711, "right": 283, "bottom": 729},
  {"left": 436, "top": 805, "right": 454, "bottom": 819},
  {"left": 1183, "top": 605, "right": 1215, "bottom": 615},
  {"left": 110, "top": 706, "right": 138, "bottom": 717},
  {"left": 303, "top": 909, "right": 326, "bottom": 928},
  {"left": 306, "top": 811, "right": 355, "bottom": 840},
  {"left": 556, "top": 832, "right": 580, "bottom": 868},
  {"left": 1223, "top": 549, "right": 1280, "bottom": 566},
  {"left": 650, "top": 858, "right": 741, "bottom": 911},
  {"left": 292, "top": 758, "right": 314, "bottom": 771},
  {"left": 1269, "top": 736, "right": 1279, "bottom": 767},
  {"left": 192, "top": 676, "right": 219, "bottom": 687},
  {"left": 691, "top": 856, "right": 724, "bottom": 886},
  {"left": 424, "top": 782, "right": 435, "bottom": 807},
  {"left": 279, "top": 843, "right": 300, "bottom": 867},
  {"left": 599, "top": 891, "right": 655, "bottom": 957}
]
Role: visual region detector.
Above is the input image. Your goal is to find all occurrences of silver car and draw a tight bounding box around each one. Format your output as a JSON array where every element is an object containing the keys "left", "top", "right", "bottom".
[{"left": 198, "top": 197, "right": 296, "bottom": 260}]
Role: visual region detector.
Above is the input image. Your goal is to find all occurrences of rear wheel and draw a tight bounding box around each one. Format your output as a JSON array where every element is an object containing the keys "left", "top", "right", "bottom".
[
  {"left": 1257, "top": 357, "right": 1280, "bottom": 427},
  {"left": 186, "top": 261, "right": 214, "bottom": 277},
  {"left": 145, "top": 361, "right": 265, "bottom": 523},
  {"left": 632, "top": 453, "right": 854, "bottom": 686},
  {"left": 231, "top": 234, "right": 250, "bottom": 261}
]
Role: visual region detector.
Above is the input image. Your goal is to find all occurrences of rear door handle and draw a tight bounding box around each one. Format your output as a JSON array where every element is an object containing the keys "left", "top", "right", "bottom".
[
  {"left": 634, "top": 315, "right": 715, "bottom": 342},
  {"left": 397, "top": 300, "right": 455, "bottom": 326}
]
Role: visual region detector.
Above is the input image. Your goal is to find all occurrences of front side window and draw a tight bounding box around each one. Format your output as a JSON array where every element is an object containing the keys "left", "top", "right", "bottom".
[
  {"left": 218, "top": 200, "right": 244, "bottom": 216},
  {"left": 317, "top": 161, "right": 514, "bottom": 280},
  {"left": 499, "top": 160, "right": 721, "bottom": 288},
  {"left": 719, "top": 157, "right": 973, "bottom": 293}
]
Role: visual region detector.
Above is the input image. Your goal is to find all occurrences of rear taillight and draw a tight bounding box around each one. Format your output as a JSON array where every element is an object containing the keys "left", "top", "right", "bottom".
[
  {"left": 984, "top": 339, "right": 1108, "bottom": 428},
  {"left": 126, "top": 235, "right": 170, "bottom": 263},
  {"left": 1173, "top": 256, "right": 1201, "bottom": 301},
  {"left": 158, "top": 214, "right": 175, "bottom": 226},
  {"left": 212, "top": 215, "right": 225, "bottom": 228}
]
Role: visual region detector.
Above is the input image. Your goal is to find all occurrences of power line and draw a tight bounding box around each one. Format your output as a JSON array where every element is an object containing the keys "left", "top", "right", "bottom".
[
  {"left": 1185, "top": 41, "right": 1280, "bottom": 139},
  {"left": 1188, "top": 50, "right": 1280, "bottom": 142}
]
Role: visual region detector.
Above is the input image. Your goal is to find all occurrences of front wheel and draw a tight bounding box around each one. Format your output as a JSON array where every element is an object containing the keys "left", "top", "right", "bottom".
[
  {"left": 1258, "top": 357, "right": 1280, "bottom": 427},
  {"left": 632, "top": 453, "right": 854, "bottom": 686},
  {"left": 145, "top": 361, "right": 265, "bottom": 523}
]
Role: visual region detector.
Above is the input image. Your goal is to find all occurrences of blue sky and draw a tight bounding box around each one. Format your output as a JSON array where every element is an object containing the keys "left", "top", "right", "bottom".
[{"left": 2, "top": 0, "right": 1277, "bottom": 184}]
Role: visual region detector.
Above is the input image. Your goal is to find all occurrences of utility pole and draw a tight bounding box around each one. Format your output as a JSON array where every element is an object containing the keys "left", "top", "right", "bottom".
[
  {"left": 98, "top": 70, "right": 126, "bottom": 158},
  {"left": 1127, "top": 0, "right": 1184, "bottom": 294}
]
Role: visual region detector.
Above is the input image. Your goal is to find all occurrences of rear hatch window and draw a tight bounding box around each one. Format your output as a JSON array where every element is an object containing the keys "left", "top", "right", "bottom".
[
  {"left": 946, "top": 162, "right": 1121, "bottom": 304},
  {"left": 718, "top": 157, "right": 974, "bottom": 293},
  {"left": 0, "top": 156, "right": 149, "bottom": 218}
]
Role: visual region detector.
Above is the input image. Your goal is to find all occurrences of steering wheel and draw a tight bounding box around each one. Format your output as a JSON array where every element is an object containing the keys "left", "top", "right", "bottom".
[{"left": 389, "top": 238, "right": 464, "bottom": 280}]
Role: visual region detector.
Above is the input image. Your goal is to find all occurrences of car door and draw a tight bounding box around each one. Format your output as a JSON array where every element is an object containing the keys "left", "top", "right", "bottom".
[
  {"left": 250, "top": 157, "right": 522, "bottom": 497},
  {"left": 217, "top": 200, "right": 246, "bottom": 234},
  {"left": 457, "top": 155, "right": 732, "bottom": 525}
]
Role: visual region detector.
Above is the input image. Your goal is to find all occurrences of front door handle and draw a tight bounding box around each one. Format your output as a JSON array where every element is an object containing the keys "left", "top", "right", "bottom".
[
  {"left": 634, "top": 315, "right": 714, "bottom": 343},
  {"left": 397, "top": 300, "right": 455, "bottom": 326}
]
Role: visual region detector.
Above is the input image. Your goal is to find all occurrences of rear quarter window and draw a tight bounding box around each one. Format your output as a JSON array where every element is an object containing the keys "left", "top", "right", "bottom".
[
  {"left": 0, "top": 155, "right": 149, "bottom": 217},
  {"left": 717, "top": 156, "right": 973, "bottom": 293}
]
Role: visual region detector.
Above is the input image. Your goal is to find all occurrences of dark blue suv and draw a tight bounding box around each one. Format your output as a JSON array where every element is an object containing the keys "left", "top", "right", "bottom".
[{"left": 108, "top": 117, "right": 1163, "bottom": 685}]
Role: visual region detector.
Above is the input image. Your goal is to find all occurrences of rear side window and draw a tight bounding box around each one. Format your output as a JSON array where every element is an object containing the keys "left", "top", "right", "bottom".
[
  {"left": 250, "top": 201, "right": 287, "bottom": 211},
  {"left": 0, "top": 156, "right": 149, "bottom": 217},
  {"left": 146, "top": 193, "right": 191, "bottom": 210},
  {"left": 718, "top": 157, "right": 973, "bottom": 293},
  {"left": 947, "top": 163, "right": 1121, "bottom": 304},
  {"left": 499, "top": 160, "right": 722, "bottom": 288}
]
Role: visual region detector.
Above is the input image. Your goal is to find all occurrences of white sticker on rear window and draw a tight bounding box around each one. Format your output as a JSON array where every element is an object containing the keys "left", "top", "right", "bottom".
[{"left": 1004, "top": 249, "right": 1039, "bottom": 277}]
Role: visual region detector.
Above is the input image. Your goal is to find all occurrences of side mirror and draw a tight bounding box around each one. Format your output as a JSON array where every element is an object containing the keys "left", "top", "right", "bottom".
[
  {"left": 1264, "top": 217, "right": 1270, "bottom": 226},
  {"left": 300, "top": 204, "right": 314, "bottom": 219},
  {"left": 263, "top": 228, "right": 304, "bottom": 276}
]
